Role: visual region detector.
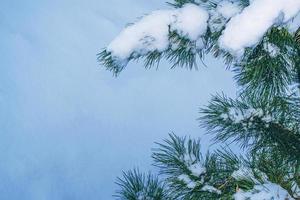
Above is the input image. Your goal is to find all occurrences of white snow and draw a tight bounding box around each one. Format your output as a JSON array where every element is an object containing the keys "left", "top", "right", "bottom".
[
  {"left": 232, "top": 168, "right": 294, "bottom": 199},
  {"left": 228, "top": 108, "right": 244, "bottom": 123},
  {"left": 106, "top": 0, "right": 300, "bottom": 65},
  {"left": 222, "top": 107, "right": 272, "bottom": 126},
  {"left": 107, "top": 4, "right": 208, "bottom": 62},
  {"left": 289, "top": 83, "right": 300, "bottom": 97},
  {"left": 286, "top": 13, "right": 300, "bottom": 33},
  {"left": 234, "top": 183, "right": 293, "bottom": 200},
  {"left": 188, "top": 163, "right": 206, "bottom": 177},
  {"left": 219, "top": 0, "right": 300, "bottom": 55},
  {"left": 261, "top": 115, "right": 272, "bottom": 123},
  {"left": 178, "top": 174, "right": 197, "bottom": 189},
  {"left": 178, "top": 174, "right": 191, "bottom": 183},
  {"left": 107, "top": 10, "right": 173, "bottom": 60},
  {"left": 178, "top": 174, "right": 223, "bottom": 194},
  {"left": 263, "top": 42, "right": 280, "bottom": 57},
  {"left": 183, "top": 154, "right": 206, "bottom": 177},
  {"left": 186, "top": 181, "right": 197, "bottom": 189},
  {"left": 217, "top": 1, "right": 242, "bottom": 19},
  {"left": 232, "top": 167, "right": 255, "bottom": 180},
  {"left": 232, "top": 166, "right": 271, "bottom": 184},
  {"left": 201, "top": 185, "right": 222, "bottom": 194},
  {"left": 171, "top": 4, "right": 209, "bottom": 40},
  {"left": 220, "top": 113, "right": 229, "bottom": 120},
  {"left": 181, "top": 153, "right": 206, "bottom": 185}
]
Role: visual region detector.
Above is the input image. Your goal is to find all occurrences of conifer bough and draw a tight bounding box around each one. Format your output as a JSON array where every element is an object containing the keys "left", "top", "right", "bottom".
[{"left": 99, "top": 0, "right": 300, "bottom": 199}]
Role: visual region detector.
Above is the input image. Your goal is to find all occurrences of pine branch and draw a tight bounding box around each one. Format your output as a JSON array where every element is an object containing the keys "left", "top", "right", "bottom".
[
  {"left": 166, "top": 0, "right": 221, "bottom": 9},
  {"left": 167, "top": 0, "right": 198, "bottom": 8},
  {"left": 151, "top": 134, "right": 299, "bottom": 198},
  {"left": 152, "top": 134, "right": 243, "bottom": 199},
  {"left": 97, "top": 0, "right": 247, "bottom": 75},
  {"left": 199, "top": 94, "right": 300, "bottom": 162},
  {"left": 104, "top": 3, "right": 300, "bottom": 199},
  {"left": 296, "top": 27, "right": 300, "bottom": 44},
  {"left": 233, "top": 27, "right": 300, "bottom": 101},
  {"left": 114, "top": 169, "right": 170, "bottom": 200},
  {"left": 294, "top": 27, "right": 300, "bottom": 96},
  {"left": 114, "top": 134, "right": 299, "bottom": 199},
  {"left": 97, "top": 32, "right": 205, "bottom": 76},
  {"left": 251, "top": 148, "right": 300, "bottom": 199}
]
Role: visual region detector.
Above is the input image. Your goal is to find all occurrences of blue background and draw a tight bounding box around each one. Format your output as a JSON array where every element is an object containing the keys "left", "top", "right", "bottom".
[{"left": 0, "top": 0, "right": 235, "bottom": 199}]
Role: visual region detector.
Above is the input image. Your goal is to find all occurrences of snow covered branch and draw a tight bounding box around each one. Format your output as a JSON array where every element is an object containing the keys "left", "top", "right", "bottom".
[
  {"left": 99, "top": 0, "right": 300, "bottom": 75},
  {"left": 200, "top": 94, "right": 300, "bottom": 161}
]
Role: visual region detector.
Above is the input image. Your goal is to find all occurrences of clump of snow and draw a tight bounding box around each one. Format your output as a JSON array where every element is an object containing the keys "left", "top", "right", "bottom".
[
  {"left": 232, "top": 168, "right": 294, "bottom": 199},
  {"left": 217, "top": 1, "right": 242, "bottom": 19},
  {"left": 183, "top": 154, "right": 205, "bottom": 174},
  {"left": 177, "top": 174, "right": 222, "bottom": 194},
  {"left": 234, "top": 183, "right": 293, "bottom": 200},
  {"left": 107, "top": 10, "right": 173, "bottom": 60},
  {"left": 181, "top": 153, "right": 207, "bottom": 185},
  {"left": 219, "top": 0, "right": 300, "bottom": 55},
  {"left": 188, "top": 163, "right": 206, "bottom": 177},
  {"left": 107, "top": 4, "right": 208, "bottom": 63},
  {"left": 263, "top": 42, "right": 280, "bottom": 57},
  {"left": 105, "top": 0, "right": 300, "bottom": 68},
  {"left": 171, "top": 4, "right": 209, "bottom": 40},
  {"left": 178, "top": 174, "right": 191, "bottom": 183},
  {"left": 221, "top": 107, "right": 272, "bottom": 125},
  {"left": 179, "top": 153, "right": 224, "bottom": 194},
  {"left": 179, "top": 153, "right": 210, "bottom": 190},
  {"left": 232, "top": 167, "right": 255, "bottom": 181},
  {"left": 228, "top": 108, "right": 245, "bottom": 123},
  {"left": 262, "top": 114, "right": 273, "bottom": 123},
  {"left": 201, "top": 185, "right": 222, "bottom": 194}
]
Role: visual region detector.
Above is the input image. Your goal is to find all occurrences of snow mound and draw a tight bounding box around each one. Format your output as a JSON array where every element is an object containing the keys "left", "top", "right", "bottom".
[
  {"left": 201, "top": 185, "right": 221, "bottom": 194},
  {"left": 217, "top": 1, "right": 242, "bottom": 19},
  {"left": 219, "top": 0, "right": 300, "bottom": 55},
  {"left": 107, "top": 4, "right": 208, "bottom": 62}
]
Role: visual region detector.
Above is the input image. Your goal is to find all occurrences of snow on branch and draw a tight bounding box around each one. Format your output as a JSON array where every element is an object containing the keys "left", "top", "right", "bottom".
[
  {"left": 105, "top": 4, "right": 208, "bottom": 69},
  {"left": 219, "top": 0, "right": 300, "bottom": 55},
  {"left": 234, "top": 183, "right": 293, "bottom": 200},
  {"left": 99, "top": 0, "right": 300, "bottom": 73},
  {"left": 232, "top": 167, "right": 296, "bottom": 199},
  {"left": 221, "top": 107, "right": 272, "bottom": 127}
]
